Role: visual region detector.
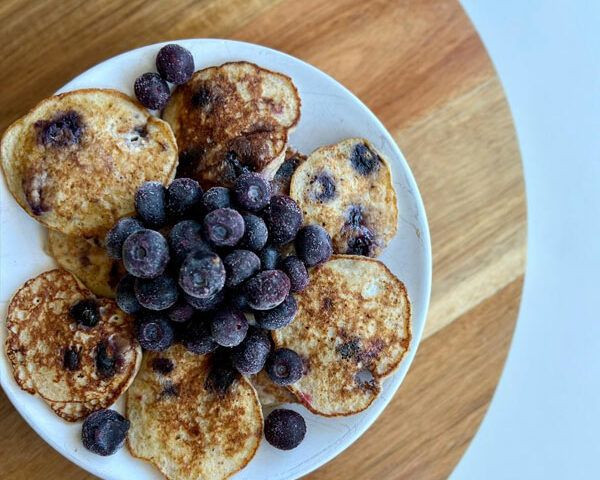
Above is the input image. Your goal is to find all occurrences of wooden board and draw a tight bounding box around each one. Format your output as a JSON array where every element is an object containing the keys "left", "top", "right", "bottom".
[{"left": 0, "top": 0, "right": 526, "bottom": 479}]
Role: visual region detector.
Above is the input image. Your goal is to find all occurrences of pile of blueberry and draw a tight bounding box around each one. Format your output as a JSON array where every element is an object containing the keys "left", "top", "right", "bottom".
[
  {"left": 105, "top": 172, "right": 332, "bottom": 451},
  {"left": 134, "top": 43, "right": 195, "bottom": 110}
]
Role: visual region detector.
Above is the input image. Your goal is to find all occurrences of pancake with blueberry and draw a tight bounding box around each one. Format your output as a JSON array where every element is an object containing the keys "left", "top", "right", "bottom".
[
  {"left": 290, "top": 138, "right": 398, "bottom": 257},
  {"left": 5, "top": 269, "right": 142, "bottom": 421},
  {"left": 127, "top": 346, "right": 263, "bottom": 480},
  {"left": 0, "top": 89, "right": 178, "bottom": 237},
  {"left": 250, "top": 370, "right": 298, "bottom": 407},
  {"left": 272, "top": 256, "right": 411, "bottom": 416},
  {"left": 162, "top": 61, "right": 301, "bottom": 188},
  {"left": 47, "top": 230, "right": 125, "bottom": 298}
]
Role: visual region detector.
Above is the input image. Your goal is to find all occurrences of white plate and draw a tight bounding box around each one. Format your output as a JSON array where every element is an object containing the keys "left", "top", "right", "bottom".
[{"left": 0, "top": 39, "right": 431, "bottom": 480}]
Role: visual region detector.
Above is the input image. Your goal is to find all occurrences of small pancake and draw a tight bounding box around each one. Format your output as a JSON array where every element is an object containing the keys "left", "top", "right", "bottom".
[
  {"left": 163, "top": 61, "right": 300, "bottom": 188},
  {"left": 127, "top": 346, "right": 263, "bottom": 480},
  {"left": 250, "top": 370, "right": 297, "bottom": 407},
  {"left": 272, "top": 256, "right": 411, "bottom": 416},
  {"left": 47, "top": 230, "right": 125, "bottom": 298},
  {"left": 5, "top": 269, "right": 141, "bottom": 421},
  {"left": 1, "top": 89, "right": 178, "bottom": 237},
  {"left": 290, "top": 138, "right": 398, "bottom": 257}
]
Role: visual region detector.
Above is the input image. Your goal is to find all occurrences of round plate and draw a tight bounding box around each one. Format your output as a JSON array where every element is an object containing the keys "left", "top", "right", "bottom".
[{"left": 0, "top": 39, "right": 431, "bottom": 480}]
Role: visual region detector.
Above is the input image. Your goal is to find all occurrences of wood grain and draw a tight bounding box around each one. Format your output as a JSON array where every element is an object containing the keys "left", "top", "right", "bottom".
[{"left": 0, "top": 0, "right": 526, "bottom": 479}]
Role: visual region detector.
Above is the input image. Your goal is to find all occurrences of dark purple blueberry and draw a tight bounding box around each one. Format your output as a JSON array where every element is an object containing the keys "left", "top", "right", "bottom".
[
  {"left": 311, "top": 171, "right": 337, "bottom": 202},
  {"left": 234, "top": 173, "right": 271, "bottom": 212},
  {"left": 280, "top": 256, "right": 309, "bottom": 292},
  {"left": 230, "top": 327, "right": 271, "bottom": 375},
  {"left": 255, "top": 294, "right": 297, "bottom": 330},
  {"left": 295, "top": 225, "right": 333, "bottom": 267},
  {"left": 95, "top": 340, "right": 117, "bottom": 378},
  {"left": 166, "top": 299, "right": 194, "bottom": 323},
  {"left": 182, "top": 320, "right": 218, "bottom": 355},
  {"left": 239, "top": 213, "right": 268, "bottom": 252},
  {"left": 346, "top": 225, "right": 376, "bottom": 256},
  {"left": 271, "top": 154, "right": 303, "bottom": 195},
  {"left": 166, "top": 178, "right": 202, "bottom": 219},
  {"left": 179, "top": 251, "right": 225, "bottom": 299},
  {"left": 345, "top": 204, "right": 363, "bottom": 229},
  {"left": 184, "top": 290, "right": 225, "bottom": 311},
  {"left": 201, "top": 187, "right": 231, "bottom": 212},
  {"left": 205, "top": 349, "right": 240, "bottom": 396},
  {"left": 105, "top": 217, "right": 144, "bottom": 259},
  {"left": 227, "top": 290, "right": 249, "bottom": 311},
  {"left": 151, "top": 357, "right": 174, "bottom": 375},
  {"left": 262, "top": 195, "right": 303, "bottom": 245},
  {"left": 350, "top": 142, "right": 380, "bottom": 176},
  {"left": 264, "top": 409, "right": 306, "bottom": 450},
  {"left": 223, "top": 151, "right": 252, "bottom": 183},
  {"left": 203, "top": 208, "right": 245, "bottom": 247},
  {"left": 122, "top": 229, "right": 170, "bottom": 278},
  {"left": 156, "top": 44, "right": 194, "bottom": 84},
  {"left": 223, "top": 249, "right": 261, "bottom": 288},
  {"left": 258, "top": 245, "right": 281, "bottom": 270},
  {"left": 116, "top": 275, "right": 142, "bottom": 314},
  {"left": 266, "top": 348, "right": 303, "bottom": 386},
  {"left": 63, "top": 345, "right": 81, "bottom": 371},
  {"left": 169, "top": 220, "right": 212, "bottom": 264},
  {"left": 134, "top": 274, "right": 178, "bottom": 311},
  {"left": 135, "top": 181, "right": 167, "bottom": 229},
  {"left": 69, "top": 299, "right": 100, "bottom": 328},
  {"left": 136, "top": 313, "right": 175, "bottom": 351},
  {"left": 82, "top": 409, "right": 130, "bottom": 456},
  {"left": 244, "top": 270, "right": 290, "bottom": 310},
  {"left": 211, "top": 308, "right": 248, "bottom": 347},
  {"left": 134, "top": 72, "right": 170, "bottom": 110},
  {"left": 35, "top": 110, "right": 83, "bottom": 148}
]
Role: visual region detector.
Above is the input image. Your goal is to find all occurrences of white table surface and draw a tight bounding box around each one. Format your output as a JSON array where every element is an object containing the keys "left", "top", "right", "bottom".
[{"left": 454, "top": 1, "right": 600, "bottom": 478}]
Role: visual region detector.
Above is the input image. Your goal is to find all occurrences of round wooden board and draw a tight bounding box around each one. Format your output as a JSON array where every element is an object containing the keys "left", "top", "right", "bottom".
[{"left": 0, "top": 0, "right": 525, "bottom": 479}]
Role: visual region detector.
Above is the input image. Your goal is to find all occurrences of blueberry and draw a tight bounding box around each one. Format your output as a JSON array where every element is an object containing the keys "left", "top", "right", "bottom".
[
  {"left": 201, "top": 187, "right": 231, "bottom": 212},
  {"left": 280, "top": 256, "right": 309, "bottom": 292},
  {"left": 346, "top": 226, "right": 376, "bottom": 256},
  {"left": 205, "top": 349, "right": 240, "bottom": 396},
  {"left": 234, "top": 173, "right": 271, "bottom": 211},
  {"left": 122, "top": 229, "right": 170, "bottom": 278},
  {"left": 176, "top": 148, "right": 202, "bottom": 178},
  {"left": 116, "top": 275, "right": 142, "bottom": 314},
  {"left": 179, "top": 251, "right": 225, "bottom": 299},
  {"left": 264, "top": 409, "right": 306, "bottom": 450},
  {"left": 230, "top": 327, "right": 271, "bottom": 375},
  {"left": 136, "top": 313, "right": 175, "bottom": 351},
  {"left": 105, "top": 217, "right": 144, "bottom": 259},
  {"left": 295, "top": 225, "right": 333, "bottom": 267},
  {"left": 266, "top": 348, "right": 303, "bottom": 386},
  {"left": 227, "top": 290, "right": 249, "bottom": 311},
  {"left": 211, "top": 308, "right": 249, "bottom": 347},
  {"left": 35, "top": 110, "right": 83, "bottom": 148},
  {"left": 345, "top": 204, "right": 363, "bottom": 229},
  {"left": 244, "top": 270, "right": 290, "bottom": 310},
  {"left": 169, "top": 220, "right": 212, "bottom": 264},
  {"left": 95, "top": 340, "right": 116, "bottom": 378},
  {"left": 134, "top": 72, "right": 170, "bottom": 110},
  {"left": 134, "top": 274, "right": 178, "bottom": 311},
  {"left": 262, "top": 195, "right": 303, "bottom": 245},
  {"left": 258, "top": 245, "right": 281, "bottom": 270},
  {"left": 166, "top": 299, "right": 194, "bottom": 323},
  {"left": 151, "top": 357, "right": 174, "bottom": 375},
  {"left": 255, "top": 294, "right": 297, "bottom": 330},
  {"left": 184, "top": 290, "right": 225, "bottom": 311},
  {"left": 63, "top": 345, "right": 81, "bottom": 371},
  {"left": 156, "top": 44, "right": 194, "bottom": 85},
  {"left": 182, "top": 320, "right": 218, "bottom": 355},
  {"left": 271, "top": 154, "right": 303, "bottom": 195},
  {"left": 223, "top": 249, "right": 261, "bottom": 288},
  {"left": 350, "top": 142, "right": 380, "bottom": 176},
  {"left": 311, "top": 171, "right": 337, "bottom": 202},
  {"left": 203, "top": 208, "right": 245, "bottom": 247},
  {"left": 135, "top": 181, "right": 167, "bottom": 229},
  {"left": 166, "top": 178, "right": 202, "bottom": 219},
  {"left": 239, "top": 213, "right": 268, "bottom": 252},
  {"left": 69, "top": 299, "right": 100, "bottom": 328},
  {"left": 82, "top": 409, "right": 130, "bottom": 456}
]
